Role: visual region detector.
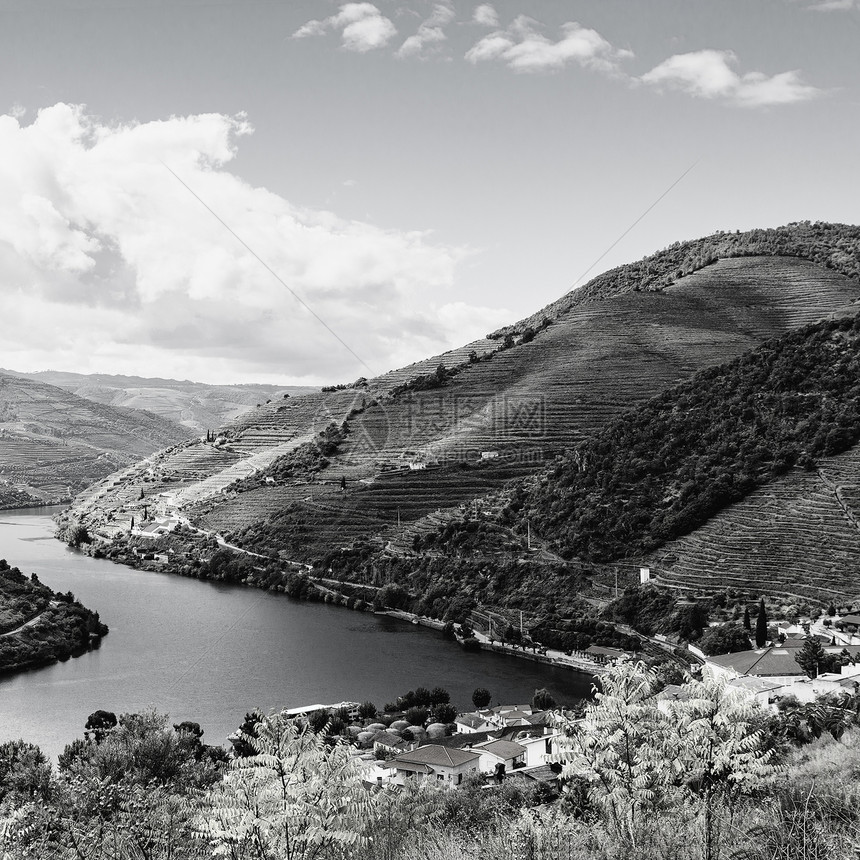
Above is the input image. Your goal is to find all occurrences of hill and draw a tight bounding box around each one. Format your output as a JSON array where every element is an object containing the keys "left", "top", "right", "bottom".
[
  {"left": 1, "top": 370, "right": 316, "bottom": 435},
  {"left": 62, "top": 222, "right": 860, "bottom": 612},
  {"left": 0, "top": 558, "right": 108, "bottom": 674},
  {"left": 0, "top": 372, "right": 190, "bottom": 507}
]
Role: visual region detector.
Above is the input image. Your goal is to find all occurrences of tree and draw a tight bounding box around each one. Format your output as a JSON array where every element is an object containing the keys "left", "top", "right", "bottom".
[
  {"left": 552, "top": 662, "right": 775, "bottom": 858},
  {"left": 742, "top": 606, "right": 752, "bottom": 631},
  {"left": 432, "top": 703, "right": 457, "bottom": 724},
  {"left": 65, "top": 522, "right": 90, "bottom": 548},
  {"left": 550, "top": 661, "right": 677, "bottom": 847},
  {"left": 405, "top": 707, "right": 429, "bottom": 726},
  {"left": 698, "top": 622, "right": 751, "bottom": 656},
  {"left": 430, "top": 686, "right": 450, "bottom": 705},
  {"left": 357, "top": 701, "right": 377, "bottom": 721},
  {"left": 671, "top": 677, "right": 776, "bottom": 860},
  {"left": 0, "top": 740, "right": 52, "bottom": 805},
  {"left": 472, "top": 687, "right": 491, "bottom": 709},
  {"left": 413, "top": 687, "right": 433, "bottom": 707},
  {"left": 794, "top": 637, "right": 826, "bottom": 679},
  {"left": 531, "top": 688, "right": 557, "bottom": 711},
  {"left": 204, "top": 713, "right": 373, "bottom": 860},
  {"left": 85, "top": 709, "right": 117, "bottom": 743},
  {"left": 755, "top": 597, "right": 768, "bottom": 648}
]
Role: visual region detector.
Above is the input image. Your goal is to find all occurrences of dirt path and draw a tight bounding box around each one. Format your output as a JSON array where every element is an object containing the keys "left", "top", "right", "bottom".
[{"left": 0, "top": 603, "right": 54, "bottom": 637}]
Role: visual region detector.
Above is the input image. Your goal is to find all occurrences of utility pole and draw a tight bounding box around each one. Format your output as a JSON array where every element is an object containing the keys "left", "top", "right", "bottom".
[
  {"left": 520, "top": 610, "right": 524, "bottom": 636},
  {"left": 527, "top": 520, "right": 531, "bottom": 551}
]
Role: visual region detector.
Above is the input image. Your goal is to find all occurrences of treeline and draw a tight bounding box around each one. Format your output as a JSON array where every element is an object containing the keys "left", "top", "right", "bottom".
[
  {"left": 490, "top": 220, "right": 860, "bottom": 339},
  {"left": 0, "top": 560, "right": 108, "bottom": 674},
  {"left": 511, "top": 314, "right": 860, "bottom": 562}
]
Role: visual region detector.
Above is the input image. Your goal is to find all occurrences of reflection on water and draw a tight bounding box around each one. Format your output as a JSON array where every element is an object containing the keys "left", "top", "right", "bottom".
[{"left": 0, "top": 507, "right": 591, "bottom": 760}]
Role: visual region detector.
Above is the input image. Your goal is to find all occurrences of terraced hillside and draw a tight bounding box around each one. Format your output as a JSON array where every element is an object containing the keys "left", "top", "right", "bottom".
[
  {"left": 64, "top": 223, "right": 860, "bottom": 572},
  {"left": 0, "top": 373, "right": 189, "bottom": 507},
  {"left": 646, "top": 442, "right": 860, "bottom": 603},
  {"left": 2, "top": 370, "right": 315, "bottom": 435}
]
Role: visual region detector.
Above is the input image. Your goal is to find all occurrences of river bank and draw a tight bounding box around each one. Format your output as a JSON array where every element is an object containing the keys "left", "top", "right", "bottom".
[
  {"left": 0, "top": 557, "right": 108, "bottom": 675},
  {"left": 66, "top": 520, "right": 608, "bottom": 682},
  {"left": 0, "top": 508, "right": 592, "bottom": 761},
  {"left": 378, "top": 609, "right": 607, "bottom": 677}
]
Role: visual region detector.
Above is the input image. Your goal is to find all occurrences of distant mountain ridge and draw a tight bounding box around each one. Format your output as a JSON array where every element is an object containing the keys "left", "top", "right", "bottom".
[
  {"left": 1, "top": 369, "right": 317, "bottom": 435},
  {"left": 0, "top": 372, "right": 190, "bottom": 507},
  {"left": 62, "top": 221, "right": 860, "bottom": 611}
]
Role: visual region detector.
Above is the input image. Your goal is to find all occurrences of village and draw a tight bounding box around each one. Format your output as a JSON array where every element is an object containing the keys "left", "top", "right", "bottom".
[{"left": 271, "top": 597, "right": 860, "bottom": 796}]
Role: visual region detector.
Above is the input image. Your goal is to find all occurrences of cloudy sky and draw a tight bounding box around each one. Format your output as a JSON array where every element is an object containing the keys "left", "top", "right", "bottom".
[{"left": 0, "top": 0, "right": 857, "bottom": 385}]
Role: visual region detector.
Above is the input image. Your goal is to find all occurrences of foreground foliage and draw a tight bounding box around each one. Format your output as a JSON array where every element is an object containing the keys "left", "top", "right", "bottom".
[{"left": 6, "top": 664, "right": 860, "bottom": 859}]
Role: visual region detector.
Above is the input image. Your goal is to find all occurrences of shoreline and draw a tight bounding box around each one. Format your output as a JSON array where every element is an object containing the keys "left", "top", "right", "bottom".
[
  {"left": 377, "top": 609, "right": 607, "bottom": 679},
  {"left": 50, "top": 512, "right": 610, "bottom": 681}
]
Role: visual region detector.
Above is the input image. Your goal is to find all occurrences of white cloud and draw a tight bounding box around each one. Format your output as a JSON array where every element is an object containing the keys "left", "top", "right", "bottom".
[
  {"left": 465, "top": 16, "right": 633, "bottom": 75},
  {"left": 806, "top": 0, "right": 859, "bottom": 9},
  {"left": 396, "top": 3, "right": 455, "bottom": 60},
  {"left": 293, "top": 3, "right": 396, "bottom": 53},
  {"left": 640, "top": 49, "right": 823, "bottom": 107},
  {"left": 0, "top": 104, "right": 496, "bottom": 384},
  {"left": 473, "top": 3, "right": 499, "bottom": 27}
]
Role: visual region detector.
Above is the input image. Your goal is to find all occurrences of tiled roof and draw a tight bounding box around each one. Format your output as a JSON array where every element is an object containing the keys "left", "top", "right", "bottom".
[
  {"left": 501, "top": 710, "right": 532, "bottom": 723},
  {"left": 433, "top": 731, "right": 497, "bottom": 749},
  {"left": 491, "top": 705, "right": 532, "bottom": 715},
  {"left": 372, "top": 731, "right": 409, "bottom": 748},
  {"left": 475, "top": 740, "right": 527, "bottom": 760},
  {"left": 706, "top": 646, "right": 806, "bottom": 677},
  {"left": 394, "top": 744, "right": 481, "bottom": 768},
  {"left": 728, "top": 677, "right": 786, "bottom": 694},
  {"left": 656, "top": 684, "right": 693, "bottom": 701},
  {"left": 511, "top": 764, "right": 560, "bottom": 783},
  {"left": 455, "top": 713, "right": 490, "bottom": 730}
]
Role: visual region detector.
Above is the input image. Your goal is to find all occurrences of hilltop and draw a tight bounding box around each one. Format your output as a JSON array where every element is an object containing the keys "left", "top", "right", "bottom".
[
  {"left": 63, "top": 222, "right": 860, "bottom": 614},
  {"left": 0, "top": 372, "right": 189, "bottom": 508},
  {"left": 1, "top": 370, "right": 316, "bottom": 436}
]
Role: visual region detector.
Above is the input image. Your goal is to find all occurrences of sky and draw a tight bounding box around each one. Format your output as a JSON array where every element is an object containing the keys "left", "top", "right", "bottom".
[{"left": 0, "top": 0, "right": 857, "bottom": 385}]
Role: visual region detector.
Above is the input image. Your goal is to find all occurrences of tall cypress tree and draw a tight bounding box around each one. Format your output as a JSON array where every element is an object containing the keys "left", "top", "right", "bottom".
[
  {"left": 755, "top": 597, "right": 768, "bottom": 648},
  {"left": 743, "top": 606, "right": 752, "bottom": 632}
]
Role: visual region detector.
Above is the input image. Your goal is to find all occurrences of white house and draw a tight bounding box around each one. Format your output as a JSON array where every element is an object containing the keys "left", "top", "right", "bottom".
[
  {"left": 390, "top": 744, "right": 481, "bottom": 787},
  {"left": 455, "top": 713, "right": 495, "bottom": 734},
  {"left": 473, "top": 739, "right": 527, "bottom": 776},
  {"left": 515, "top": 732, "right": 561, "bottom": 768}
]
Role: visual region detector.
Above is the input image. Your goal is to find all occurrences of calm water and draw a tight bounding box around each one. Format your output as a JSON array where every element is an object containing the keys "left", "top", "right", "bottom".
[{"left": 0, "top": 508, "right": 592, "bottom": 760}]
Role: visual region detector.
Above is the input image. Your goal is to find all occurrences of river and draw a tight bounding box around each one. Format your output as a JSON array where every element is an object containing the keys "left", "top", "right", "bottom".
[{"left": 0, "top": 508, "right": 593, "bottom": 760}]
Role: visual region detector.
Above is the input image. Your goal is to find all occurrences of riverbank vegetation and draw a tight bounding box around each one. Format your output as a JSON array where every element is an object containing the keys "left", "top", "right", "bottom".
[
  {"left": 4, "top": 662, "right": 860, "bottom": 858},
  {"left": 0, "top": 559, "right": 107, "bottom": 674}
]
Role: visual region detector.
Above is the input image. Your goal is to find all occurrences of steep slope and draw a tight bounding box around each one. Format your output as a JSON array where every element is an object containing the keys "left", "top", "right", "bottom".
[
  {"left": 310, "top": 315, "right": 860, "bottom": 617},
  {"left": 0, "top": 373, "right": 190, "bottom": 507},
  {"left": 64, "top": 224, "right": 860, "bottom": 589},
  {"left": 645, "top": 443, "right": 860, "bottom": 603},
  {"left": 3, "top": 370, "right": 316, "bottom": 435}
]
